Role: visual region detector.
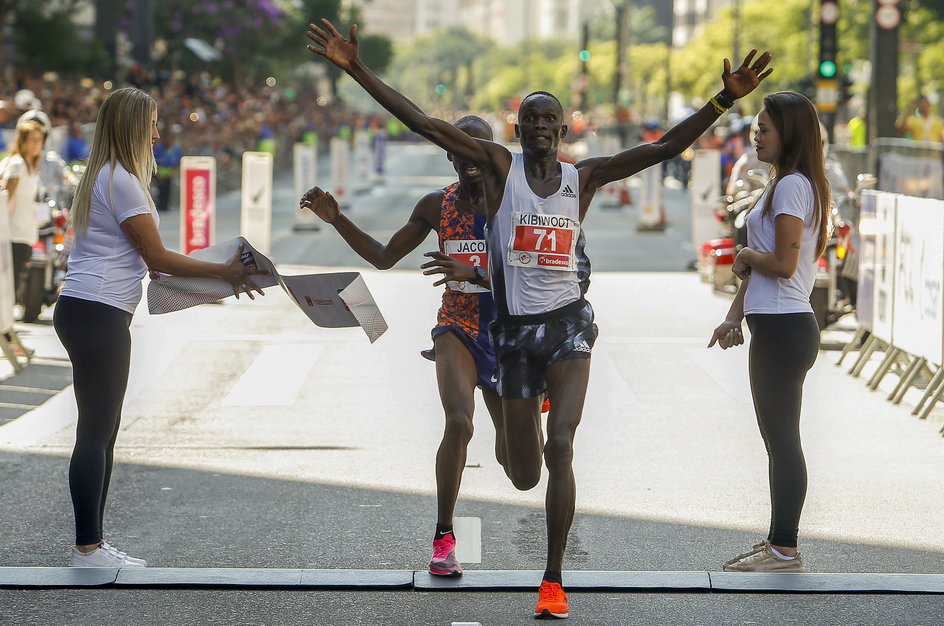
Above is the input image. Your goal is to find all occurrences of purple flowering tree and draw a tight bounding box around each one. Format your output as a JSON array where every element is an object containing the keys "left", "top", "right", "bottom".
[{"left": 143, "top": 0, "right": 288, "bottom": 82}]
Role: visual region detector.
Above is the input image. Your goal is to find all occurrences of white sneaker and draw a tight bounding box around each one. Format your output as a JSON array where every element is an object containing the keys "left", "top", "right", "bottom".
[
  {"left": 101, "top": 542, "right": 147, "bottom": 566},
  {"left": 69, "top": 544, "right": 147, "bottom": 568}
]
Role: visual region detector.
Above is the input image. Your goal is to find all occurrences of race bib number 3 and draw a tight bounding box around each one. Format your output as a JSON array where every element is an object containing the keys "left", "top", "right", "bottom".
[
  {"left": 509, "top": 212, "right": 579, "bottom": 271},
  {"left": 443, "top": 239, "right": 489, "bottom": 293}
]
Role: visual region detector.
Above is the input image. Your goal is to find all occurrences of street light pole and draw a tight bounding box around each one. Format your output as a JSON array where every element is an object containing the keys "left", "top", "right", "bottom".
[
  {"left": 732, "top": 0, "right": 741, "bottom": 66},
  {"left": 614, "top": 0, "right": 630, "bottom": 143}
]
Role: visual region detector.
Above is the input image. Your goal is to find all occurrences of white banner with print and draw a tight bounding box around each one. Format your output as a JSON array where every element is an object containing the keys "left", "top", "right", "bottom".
[
  {"left": 855, "top": 191, "right": 878, "bottom": 332},
  {"left": 870, "top": 192, "right": 897, "bottom": 343},
  {"left": 690, "top": 149, "right": 721, "bottom": 254},
  {"left": 240, "top": 151, "right": 273, "bottom": 256},
  {"left": 891, "top": 196, "right": 944, "bottom": 364},
  {"left": 0, "top": 191, "right": 14, "bottom": 332},
  {"left": 330, "top": 137, "right": 350, "bottom": 208},
  {"left": 147, "top": 237, "right": 387, "bottom": 343},
  {"left": 353, "top": 132, "right": 371, "bottom": 193},
  {"left": 292, "top": 143, "right": 320, "bottom": 231},
  {"left": 638, "top": 163, "right": 664, "bottom": 229}
]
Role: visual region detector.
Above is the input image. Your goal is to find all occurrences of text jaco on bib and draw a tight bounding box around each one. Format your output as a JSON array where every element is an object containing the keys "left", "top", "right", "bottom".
[{"left": 443, "top": 239, "right": 489, "bottom": 293}]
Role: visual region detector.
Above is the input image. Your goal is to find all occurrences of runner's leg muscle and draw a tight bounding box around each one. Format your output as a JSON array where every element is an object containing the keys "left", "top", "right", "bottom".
[
  {"left": 433, "top": 331, "right": 478, "bottom": 525},
  {"left": 543, "top": 357, "right": 590, "bottom": 574}
]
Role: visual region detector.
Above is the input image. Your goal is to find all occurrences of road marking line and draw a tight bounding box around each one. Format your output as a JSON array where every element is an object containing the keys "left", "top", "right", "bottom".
[
  {"left": 221, "top": 345, "right": 322, "bottom": 407},
  {"left": 454, "top": 517, "right": 481, "bottom": 564}
]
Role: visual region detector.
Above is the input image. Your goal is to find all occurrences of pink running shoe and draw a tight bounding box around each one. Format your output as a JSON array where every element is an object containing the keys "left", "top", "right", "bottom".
[{"left": 429, "top": 534, "right": 462, "bottom": 576}]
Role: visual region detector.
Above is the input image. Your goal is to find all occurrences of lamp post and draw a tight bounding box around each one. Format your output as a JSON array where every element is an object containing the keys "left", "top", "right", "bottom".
[{"left": 732, "top": 0, "right": 741, "bottom": 67}]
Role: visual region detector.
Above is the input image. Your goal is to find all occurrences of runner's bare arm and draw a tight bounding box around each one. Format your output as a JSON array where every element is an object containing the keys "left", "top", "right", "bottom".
[
  {"left": 580, "top": 50, "right": 773, "bottom": 190},
  {"left": 121, "top": 214, "right": 267, "bottom": 299},
  {"left": 301, "top": 186, "right": 439, "bottom": 270},
  {"left": 306, "top": 19, "right": 509, "bottom": 172}
]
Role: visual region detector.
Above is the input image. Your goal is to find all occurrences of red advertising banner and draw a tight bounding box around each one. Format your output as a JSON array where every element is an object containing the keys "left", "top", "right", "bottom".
[{"left": 180, "top": 157, "right": 216, "bottom": 255}]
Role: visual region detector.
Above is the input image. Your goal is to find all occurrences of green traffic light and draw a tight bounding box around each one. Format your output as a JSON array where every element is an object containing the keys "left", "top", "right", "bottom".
[
  {"left": 819, "top": 60, "right": 837, "bottom": 78},
  {"left": 578, "top": 50, "right": 591, "bottom": 62},
  {"left": 435, "top": 83, "right": 447, "bottom": 96}
]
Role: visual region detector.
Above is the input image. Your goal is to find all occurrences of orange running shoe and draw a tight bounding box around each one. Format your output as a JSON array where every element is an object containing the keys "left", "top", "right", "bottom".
[
  {"left": 534, "top": 580, "right": 569, "bottom": 619},
  {"left": 541, "top": 397, "right": 551, "bottom": 413}
]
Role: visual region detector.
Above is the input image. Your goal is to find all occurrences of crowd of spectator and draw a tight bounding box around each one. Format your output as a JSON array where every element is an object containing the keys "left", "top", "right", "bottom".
[{"left": 1, "top": 71, "right": 382, "bottom": 197}]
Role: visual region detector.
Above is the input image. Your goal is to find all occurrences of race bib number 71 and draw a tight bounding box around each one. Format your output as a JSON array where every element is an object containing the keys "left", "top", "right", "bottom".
[{"left": 508, "top": 212, "right": 579, "bottom": 271}]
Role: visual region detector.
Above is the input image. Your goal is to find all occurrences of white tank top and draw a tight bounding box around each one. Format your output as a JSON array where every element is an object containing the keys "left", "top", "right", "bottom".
[{"left": 486, "top": 152, "right": 581, "bottom": 317}]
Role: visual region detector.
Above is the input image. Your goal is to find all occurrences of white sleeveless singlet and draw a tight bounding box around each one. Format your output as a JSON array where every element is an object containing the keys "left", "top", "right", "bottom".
[{"left": 486, "top": 152, "right": 582, "bottom": 317}]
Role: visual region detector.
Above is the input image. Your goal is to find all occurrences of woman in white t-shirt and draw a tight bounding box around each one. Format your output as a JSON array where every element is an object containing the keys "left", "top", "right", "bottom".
[
  {"left": 708, "top": 92, "right": 830, "bottom": 573},
  {"left": 1, "top": 119, "right": 44, "bottom": 300},
  {"left": 54, "top": 88, "right": 267, "bottom": 568}
]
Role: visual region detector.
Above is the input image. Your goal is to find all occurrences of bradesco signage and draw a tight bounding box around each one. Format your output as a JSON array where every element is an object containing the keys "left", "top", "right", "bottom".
[{"left": 180, "top": 156, "right": 216, "bottom": 255}]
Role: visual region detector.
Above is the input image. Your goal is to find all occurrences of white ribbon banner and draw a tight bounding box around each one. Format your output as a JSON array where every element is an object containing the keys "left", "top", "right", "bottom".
[{"left": 146, "top": 237, "right": 387, "bottom": 343}]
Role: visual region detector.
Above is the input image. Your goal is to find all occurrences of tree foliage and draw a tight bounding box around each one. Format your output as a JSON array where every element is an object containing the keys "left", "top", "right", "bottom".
[
  {"left": 381, "top": 26, "right": 491, "bottom": 110},
  {"left": 11, "top": 1, "right": 105, "bottom": 76},
  {"left": 365, "top": 0, "right": 944, "bottom": 120}
]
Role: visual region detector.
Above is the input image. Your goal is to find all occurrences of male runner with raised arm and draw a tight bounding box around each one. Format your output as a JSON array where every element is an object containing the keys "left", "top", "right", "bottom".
[
  {"left": 302, "top": 116, "right": 503, "bottom": 577},
  {"left": 307, "top": 18, "right": 772, "bottom": 619}
]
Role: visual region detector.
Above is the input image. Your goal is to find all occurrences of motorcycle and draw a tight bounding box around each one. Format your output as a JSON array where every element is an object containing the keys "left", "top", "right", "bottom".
[
  {"left": 812, "top": 173, "right": 877, "bottom": 330},
  {"left": 18, "top": 162, "right": 82, "bottom": 323},
  {"left": 697, "top": 169, "right": 768, "bottom": 292},
  {"left": 20, "top": 200, "right": 71, "bottom": 323}
]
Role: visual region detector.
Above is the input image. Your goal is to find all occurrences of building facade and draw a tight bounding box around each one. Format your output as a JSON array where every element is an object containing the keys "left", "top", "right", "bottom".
[{"left": 672, "top": 0, "right": 736, "bottom": 48}]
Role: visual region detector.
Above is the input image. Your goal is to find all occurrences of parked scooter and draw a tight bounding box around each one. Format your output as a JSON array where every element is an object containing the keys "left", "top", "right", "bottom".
[
  {"left": 19, "top": 162, "right": 82, "bottom": 323},
  {"left": 812, "top": 173, "right": 877, "bottom": 330},
  {"left": 697, "top": 169, "right": 768, "bottom": 292}
]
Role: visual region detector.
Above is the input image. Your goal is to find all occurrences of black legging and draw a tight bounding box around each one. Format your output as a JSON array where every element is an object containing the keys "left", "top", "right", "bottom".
[
  {"left": 53, "top": 295, "right": 133, "bottom": 545},
  {"left": 746, "top": 312, "right": 819, "bottom": 549},
  {"left": 11, "top": 242, "right": 32, "bottom": 301}
]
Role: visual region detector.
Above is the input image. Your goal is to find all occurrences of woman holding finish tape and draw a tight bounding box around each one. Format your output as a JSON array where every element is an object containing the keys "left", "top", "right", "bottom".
[{"left": 56, "top": 87, "right": 266, "bottom": 567}]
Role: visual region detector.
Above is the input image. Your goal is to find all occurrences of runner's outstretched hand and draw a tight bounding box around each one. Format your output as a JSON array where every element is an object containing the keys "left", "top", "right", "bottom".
[
  {"left": 307, "top": 19, "right": 358, "bottom": 72},
  {"left": 421, "top": 251, "right": 479, "bottom": 287},
  {"left": 300, "top": 186, "right": 340, "bottom": 224},
  {"left": 721, "top": 49, "right": 773, "bottom": 100}
]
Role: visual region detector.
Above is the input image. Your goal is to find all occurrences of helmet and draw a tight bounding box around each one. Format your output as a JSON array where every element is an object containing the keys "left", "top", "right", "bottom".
[
  {"left": 17, "top": 109, "right": 52, "bottom": 135},
  {"left": 13, "top": 89, "right": 39, "bottom": 111}
]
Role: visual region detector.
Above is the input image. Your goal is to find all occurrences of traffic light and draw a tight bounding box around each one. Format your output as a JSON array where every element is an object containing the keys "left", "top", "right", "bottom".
[
  {"left": 819, "top": 1, "right": 839, "bottom": 79},
  {"left": 578, "top": 49, "right": 591, "bottom": 63}
]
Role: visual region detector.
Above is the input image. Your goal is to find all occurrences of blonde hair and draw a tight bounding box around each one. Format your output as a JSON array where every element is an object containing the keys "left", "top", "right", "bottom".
[
  {"left": 71, "top": 87, "right": 157, "bottom": 235},
  {"left": 756, "top": 91, "right": 831, "bottom": 259},
  {"left": 9, "top": 120, "right": 44, "bottom": 173}
]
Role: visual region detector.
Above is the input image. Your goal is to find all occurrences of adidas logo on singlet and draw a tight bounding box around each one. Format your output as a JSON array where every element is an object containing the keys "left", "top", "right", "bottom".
[{"left": 560, "top": 184, "right": 577, "bottom": 198}]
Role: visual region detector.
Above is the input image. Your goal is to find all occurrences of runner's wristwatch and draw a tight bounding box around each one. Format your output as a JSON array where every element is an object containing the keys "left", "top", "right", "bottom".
[{"left": 469, "top": 265, "right": 487, "bottom": 285}]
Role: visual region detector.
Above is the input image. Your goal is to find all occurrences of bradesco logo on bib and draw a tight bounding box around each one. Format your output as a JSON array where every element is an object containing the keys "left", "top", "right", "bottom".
[
  {"left": 509, "top": 212, "right": 578, "bottom": 271},
  {"left": 443, "top": 239, "right": 489, "bottom": 293}
]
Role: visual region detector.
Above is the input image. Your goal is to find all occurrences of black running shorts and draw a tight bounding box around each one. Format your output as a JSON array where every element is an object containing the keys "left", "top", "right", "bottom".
[{"left": 488, "top": 298, "right": 598, "bottom": 399}]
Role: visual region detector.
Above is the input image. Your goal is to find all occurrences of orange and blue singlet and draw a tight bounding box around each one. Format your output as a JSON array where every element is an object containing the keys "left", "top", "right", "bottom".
[{"left": 428, "top": 183, "right": 498, "bottom": 390}]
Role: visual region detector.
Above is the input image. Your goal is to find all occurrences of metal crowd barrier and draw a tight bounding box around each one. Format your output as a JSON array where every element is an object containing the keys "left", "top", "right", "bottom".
[
  {"left": 837, "top": 190, "right": 944, "bottom": 433},
  {"left": 832, "top": 139, "right": 944, "bottom": 199}
]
